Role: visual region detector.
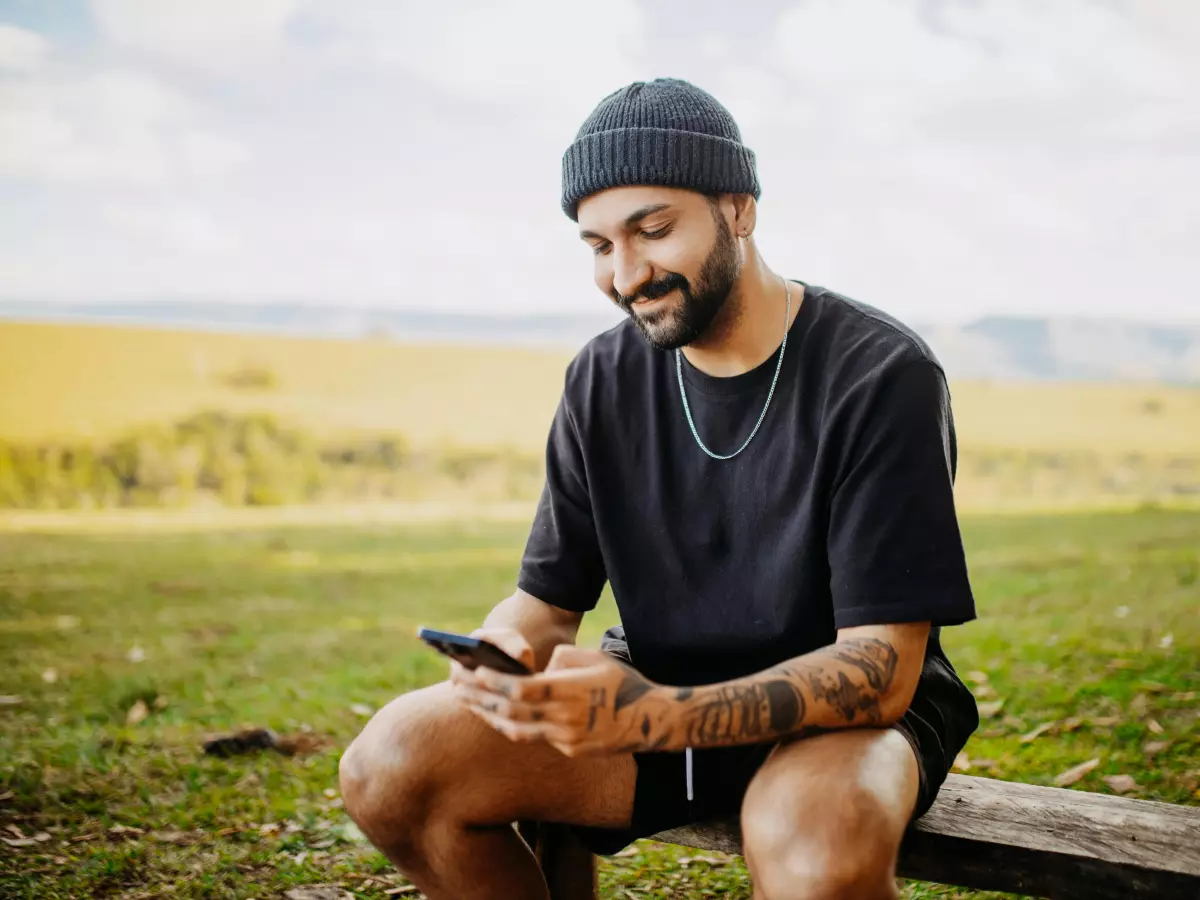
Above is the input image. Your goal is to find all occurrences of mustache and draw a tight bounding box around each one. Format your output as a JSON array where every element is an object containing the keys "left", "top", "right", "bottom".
[{"left": 614, "top": 273, "right": 689, "bottom": 308}]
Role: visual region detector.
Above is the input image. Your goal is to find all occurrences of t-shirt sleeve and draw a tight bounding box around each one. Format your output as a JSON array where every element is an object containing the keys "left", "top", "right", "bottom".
[
  {"left": 516, "top": 392, "right": 607, "bottom": 612},
  {"left": 827, "top": 359, "right": 976, "bottom": 630}
]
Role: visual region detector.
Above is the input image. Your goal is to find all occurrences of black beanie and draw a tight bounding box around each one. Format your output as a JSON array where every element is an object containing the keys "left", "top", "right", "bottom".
[{"left": 560, "top": 77, "right": 761, "bottom": 221}]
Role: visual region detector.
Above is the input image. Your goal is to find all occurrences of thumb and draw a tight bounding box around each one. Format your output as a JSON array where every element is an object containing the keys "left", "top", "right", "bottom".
[
  {"left": 545, "top": 644, "right": 606, "bottom": 672},
  {"left": 472, "top": 628, "right": 535, "bottom": 672}
]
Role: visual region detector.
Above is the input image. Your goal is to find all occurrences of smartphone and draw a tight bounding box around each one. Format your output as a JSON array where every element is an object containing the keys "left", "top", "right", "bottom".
[{"left": 417, "top": 626, "right": 531, "bottom": 675}]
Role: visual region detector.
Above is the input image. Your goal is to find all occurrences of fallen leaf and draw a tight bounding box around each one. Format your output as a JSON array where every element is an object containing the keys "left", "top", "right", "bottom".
[
  {"left": 1143, "top": 740, "right": 1170, "bottom": 757},
  {"left": 1021, "top": 722, "right": 1056, "bottom": 743},
  {"left": 41, "top": 668, "right": 58, "bottom": 684},
  {"left": 1103, "top": 774, "right": 1139, "bottom": 793},
  {"left": 3, "top": 831, "right": 53, "bottom": 847},
  {"left": 1060, "top": 716, "right": 1084, "bottom": 732},
  {"left": 384, "top": 888, "right": 420, "bottom": 896},
  {"left": 614, "top": 846, "right": 641, "bottom": 857},
  {"left": 953, "top": 751, "right": 971, "bottom": 772},
  {"left": 150, "top": 830, "right": 197, "bottom": 845},
  {"left": 283, "top": 888, "right": 349, "bottom": 900},
  {"left": 977, "top": 699, "right": 1006, "bottom": 719},
  {"left": 108, "top": 824, "right": 144, "bottom": 836},
  {"left": 1159, "top": 634, "right": 1174, "bottom": 649},
  {"left": 126, "top": 646, "right": 146, "bottom": 663},
  {"left": 273, "top": 732, "right": 333, "bottom": 757},
  {"left": 4, "top": 825, "right": 22, "bottom": 839},
  {"left": 974, "top": 684, "right": 997, "bottom": 700},
  {"left": 0, "top": 695, "right": 23, "bottom": 706},
  {"left": 966, "top": 670, "right": 989, "bottom": 684},
  {"left": 1173, "top": 691, "right": 1197, "bottom": 702},
  {"left": 1114, "top": 605, "right": 1130, "bottom": 618},
  {"left": 0, "top": 791, "right": 13, "bottom": 802},
  {"left": 1054, "top": 758, "right": 1101, "bottom": 787},
  {"left": 349, "top": 703, "right": 374, "bottom": 717},
  {"left": 1130, "top": 694, "right": 1150, "bottom": 716},
  {"left": 126, "top": 699, "right": 149, "bottom": 726},
  {"left": 1090, "top": 716, "right": 1121, "bottom": 727},
  {"left": 153, "top": 695, "right": 169, "bottom": 711},
  {"left": 970, "top": 758, "right": 999, "bottom": 770},
  {"left": 1147, "top": 719, "right": 1164, "bottom": 734},
  {"left": 55, "top": 615, "right": 79, "bottom": 630},
  {"left": 679, "top": 854, "right": 729, "bottom": 866}
]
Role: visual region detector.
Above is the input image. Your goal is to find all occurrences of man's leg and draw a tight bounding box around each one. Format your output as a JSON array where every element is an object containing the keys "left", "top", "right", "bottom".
[
  {"left": 338, "top": 681, "right": 634, "bottom": 900},
  {"left": 739, "top": 728, "right": 920, "bottom": 900}
]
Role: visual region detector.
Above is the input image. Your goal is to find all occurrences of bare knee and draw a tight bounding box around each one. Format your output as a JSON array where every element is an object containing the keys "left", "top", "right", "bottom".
[
  {"left": 339, "top": 685, "right": 450, "bottom": 856},
  {"left": 742, "top": 779, "right": 901, "bottom": 900}
]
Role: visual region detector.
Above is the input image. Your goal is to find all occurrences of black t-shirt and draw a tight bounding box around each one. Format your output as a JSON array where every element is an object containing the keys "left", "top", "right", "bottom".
[{"left": 518, "top": 281, "right": 977, "bottom": 735}]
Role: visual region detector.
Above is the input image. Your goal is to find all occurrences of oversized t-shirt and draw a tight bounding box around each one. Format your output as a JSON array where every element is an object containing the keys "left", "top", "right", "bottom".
[{"left": 518, "top": 280, "right": 978, "bottom": 741}]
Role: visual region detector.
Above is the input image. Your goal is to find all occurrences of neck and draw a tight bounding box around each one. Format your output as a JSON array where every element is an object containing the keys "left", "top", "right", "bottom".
[{"left": 680, "top": 246, "right": 802, "bottom": 377}]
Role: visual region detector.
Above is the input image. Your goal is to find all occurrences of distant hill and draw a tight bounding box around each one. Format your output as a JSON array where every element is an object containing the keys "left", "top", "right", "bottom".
[{"left": 2, "top": 299, "right": 1198, "bottom": 383}]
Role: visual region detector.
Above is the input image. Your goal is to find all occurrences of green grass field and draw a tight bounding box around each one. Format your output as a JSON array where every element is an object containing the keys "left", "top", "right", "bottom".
[{"left": 2, "top": 507, "right": 1197, "bottom": 898}]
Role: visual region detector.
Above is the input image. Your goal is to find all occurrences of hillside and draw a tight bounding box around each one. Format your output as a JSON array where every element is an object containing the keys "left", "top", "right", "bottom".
[
  {"left": 3, "top": 299, "right": 1199, "bottom": 383},
  {"left": 1, "top": 319, "right": 1197, "bottom": 511}
]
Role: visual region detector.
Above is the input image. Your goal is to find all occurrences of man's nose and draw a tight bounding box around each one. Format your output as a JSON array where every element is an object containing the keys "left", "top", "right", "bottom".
[{"left": 612, "top": 245, "right": 651, "bottom": 301}]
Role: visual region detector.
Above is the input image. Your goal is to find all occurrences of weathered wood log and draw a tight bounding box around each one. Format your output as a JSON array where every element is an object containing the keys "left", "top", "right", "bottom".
[{"left": 649, "top": 774, "right": 1200, "bottom": 900}]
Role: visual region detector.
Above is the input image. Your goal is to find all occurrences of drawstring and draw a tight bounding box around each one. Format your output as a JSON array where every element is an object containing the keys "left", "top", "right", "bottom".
[{"left": 685, "top": 747, "right": 694, "bottom": 802}]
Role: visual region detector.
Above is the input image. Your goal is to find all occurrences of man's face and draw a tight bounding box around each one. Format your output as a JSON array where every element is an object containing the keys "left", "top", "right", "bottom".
[{"left": 577, "top": 186, "right": 740, "bottom": 350}]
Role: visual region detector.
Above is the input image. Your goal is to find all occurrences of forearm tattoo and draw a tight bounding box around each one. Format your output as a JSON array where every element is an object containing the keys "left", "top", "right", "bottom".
[{"left": 673, "top": 637, "right": 901, "bottom": 748}]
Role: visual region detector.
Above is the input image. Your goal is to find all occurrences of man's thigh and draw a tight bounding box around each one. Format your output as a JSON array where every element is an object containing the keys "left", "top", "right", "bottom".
[
  {"left": 345, "top": 681, "right": 638, "bottom": 831},
  {"left": 740, "top": 728, "right": 920, "bottom": 865}
]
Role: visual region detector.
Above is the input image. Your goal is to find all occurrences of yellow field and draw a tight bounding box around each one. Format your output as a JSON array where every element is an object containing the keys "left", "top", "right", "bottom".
[{"left": 2, "top": 320, "right": 1198, "bottom": 511}]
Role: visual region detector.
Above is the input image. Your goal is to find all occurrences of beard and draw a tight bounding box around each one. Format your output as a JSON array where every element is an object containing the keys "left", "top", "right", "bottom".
[{"left": 612, "top": 213, "right": 740, "bottom": 351}]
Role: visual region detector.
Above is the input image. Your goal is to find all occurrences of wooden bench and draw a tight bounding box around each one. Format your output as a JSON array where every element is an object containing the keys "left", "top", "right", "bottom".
[{"left": 649, "top": 774, "right": 1200, "bottom": 899}]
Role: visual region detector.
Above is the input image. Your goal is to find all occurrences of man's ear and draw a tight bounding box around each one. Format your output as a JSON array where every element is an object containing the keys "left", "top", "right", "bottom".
[{"left": 731, "top": 194, "right": 757, "bottom": 239}]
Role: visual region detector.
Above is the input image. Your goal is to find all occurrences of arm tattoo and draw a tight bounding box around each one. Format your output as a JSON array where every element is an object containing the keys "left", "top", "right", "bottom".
[
  {"left": 614, "top": 670, "right": 655, "bottom": 713},
  {"left": 669, "top": 637, "right": 903, "bottom": 749}
]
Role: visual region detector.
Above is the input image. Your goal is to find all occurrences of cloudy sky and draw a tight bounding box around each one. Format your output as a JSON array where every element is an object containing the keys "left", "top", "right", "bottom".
[{"left": 0, "top": 0, "right": 1196, "bottom": 323}]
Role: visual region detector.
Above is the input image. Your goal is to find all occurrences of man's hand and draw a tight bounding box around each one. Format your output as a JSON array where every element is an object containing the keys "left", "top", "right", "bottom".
[
  {"left": 452, "top": 644, "right": 675, "bottom": 757},
  {"left": 447, "top": 627, "right": 537, "bottom": 684}
]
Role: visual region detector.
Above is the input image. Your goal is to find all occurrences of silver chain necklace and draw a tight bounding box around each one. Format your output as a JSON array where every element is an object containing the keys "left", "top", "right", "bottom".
[{"left": 676, "top": 278, "right": 792, "bottom": 460}]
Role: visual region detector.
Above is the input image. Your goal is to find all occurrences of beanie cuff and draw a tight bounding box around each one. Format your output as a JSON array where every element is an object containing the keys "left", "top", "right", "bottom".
[{"left": 561, "top": 127, "right": 760, "bottom": 221}]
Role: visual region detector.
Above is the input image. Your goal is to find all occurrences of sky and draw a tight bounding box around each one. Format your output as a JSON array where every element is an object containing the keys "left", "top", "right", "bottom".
[{"left": 0, "top": 0, "right": 1197, "bottom": 323}]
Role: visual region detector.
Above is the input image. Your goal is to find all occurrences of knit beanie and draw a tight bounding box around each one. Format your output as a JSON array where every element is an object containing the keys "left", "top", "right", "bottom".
[{"left": 560, "top": 77, "right": 761, "bottom": 221}]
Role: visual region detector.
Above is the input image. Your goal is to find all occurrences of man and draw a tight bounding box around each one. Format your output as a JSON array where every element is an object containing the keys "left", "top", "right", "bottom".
[{"left": 340, "top": 77, "right": 979, "bottom": 900}]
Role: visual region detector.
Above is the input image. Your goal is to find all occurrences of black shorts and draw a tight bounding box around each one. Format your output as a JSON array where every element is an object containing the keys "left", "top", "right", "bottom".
[{"left": 570, "top": 630, "right": 962, "bottom": 857}]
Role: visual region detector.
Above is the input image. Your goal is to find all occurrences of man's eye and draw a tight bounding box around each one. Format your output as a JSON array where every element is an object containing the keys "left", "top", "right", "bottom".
[
  {"left": 592, "top": 243, "right": 611, "bottom": 256},
  {"left": 643, "top": 227, "right": 670, "bottom": 240}
]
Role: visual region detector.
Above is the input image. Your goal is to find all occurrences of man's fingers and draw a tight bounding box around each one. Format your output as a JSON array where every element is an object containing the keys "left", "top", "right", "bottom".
[
  {"left": 455, "top": 684, "right": 555, "bottom": 723},
  {"left": 469, "top": 707, "right": 566, "bottom": 744}
]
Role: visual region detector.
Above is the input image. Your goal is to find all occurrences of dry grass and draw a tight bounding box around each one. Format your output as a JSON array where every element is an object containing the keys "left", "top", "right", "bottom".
[{"left": 2, "top": 320, "right": 1198, "bottom": 512}]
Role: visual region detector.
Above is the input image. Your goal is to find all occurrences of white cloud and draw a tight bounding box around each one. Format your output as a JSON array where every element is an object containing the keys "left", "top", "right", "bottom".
[
  {"left": 89, "top": 0, "right": 300, "bottom": 71},
  {"left": 0, "top": 39, "right": 248, "bottom": 186},
  {"left": 0, "top": 24, "right": 48, "bottom": 72},
  {"left": 302, "top": 0, "right": 648, "bottom": 130},
  {"left": 102, "top": 202, "right": 240, "bottom": 255}
]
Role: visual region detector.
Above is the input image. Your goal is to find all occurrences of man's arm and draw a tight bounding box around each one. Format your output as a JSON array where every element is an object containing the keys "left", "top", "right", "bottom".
[
  {"left": 630, "top": 622, "right": 930, "bottom": 752},
  {"left": 476, "top": 589, "right": 585, "bottom": 673},
  {"left": 462, "top": 621, "right": 931, "bottom": 756}
]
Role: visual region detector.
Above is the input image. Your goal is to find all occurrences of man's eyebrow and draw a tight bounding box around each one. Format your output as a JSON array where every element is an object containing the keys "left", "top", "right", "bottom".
[{"left": 579, "top": 203, "right": 673, "bottom": 241}]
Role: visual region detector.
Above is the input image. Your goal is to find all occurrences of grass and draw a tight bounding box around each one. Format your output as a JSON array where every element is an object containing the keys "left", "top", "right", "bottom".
[
  {"left": 1, "top": 507, "right": 1197, "bottom": 898},
  {"left": 2, "top": 320, "right": 1200, "bottom": 511}
]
